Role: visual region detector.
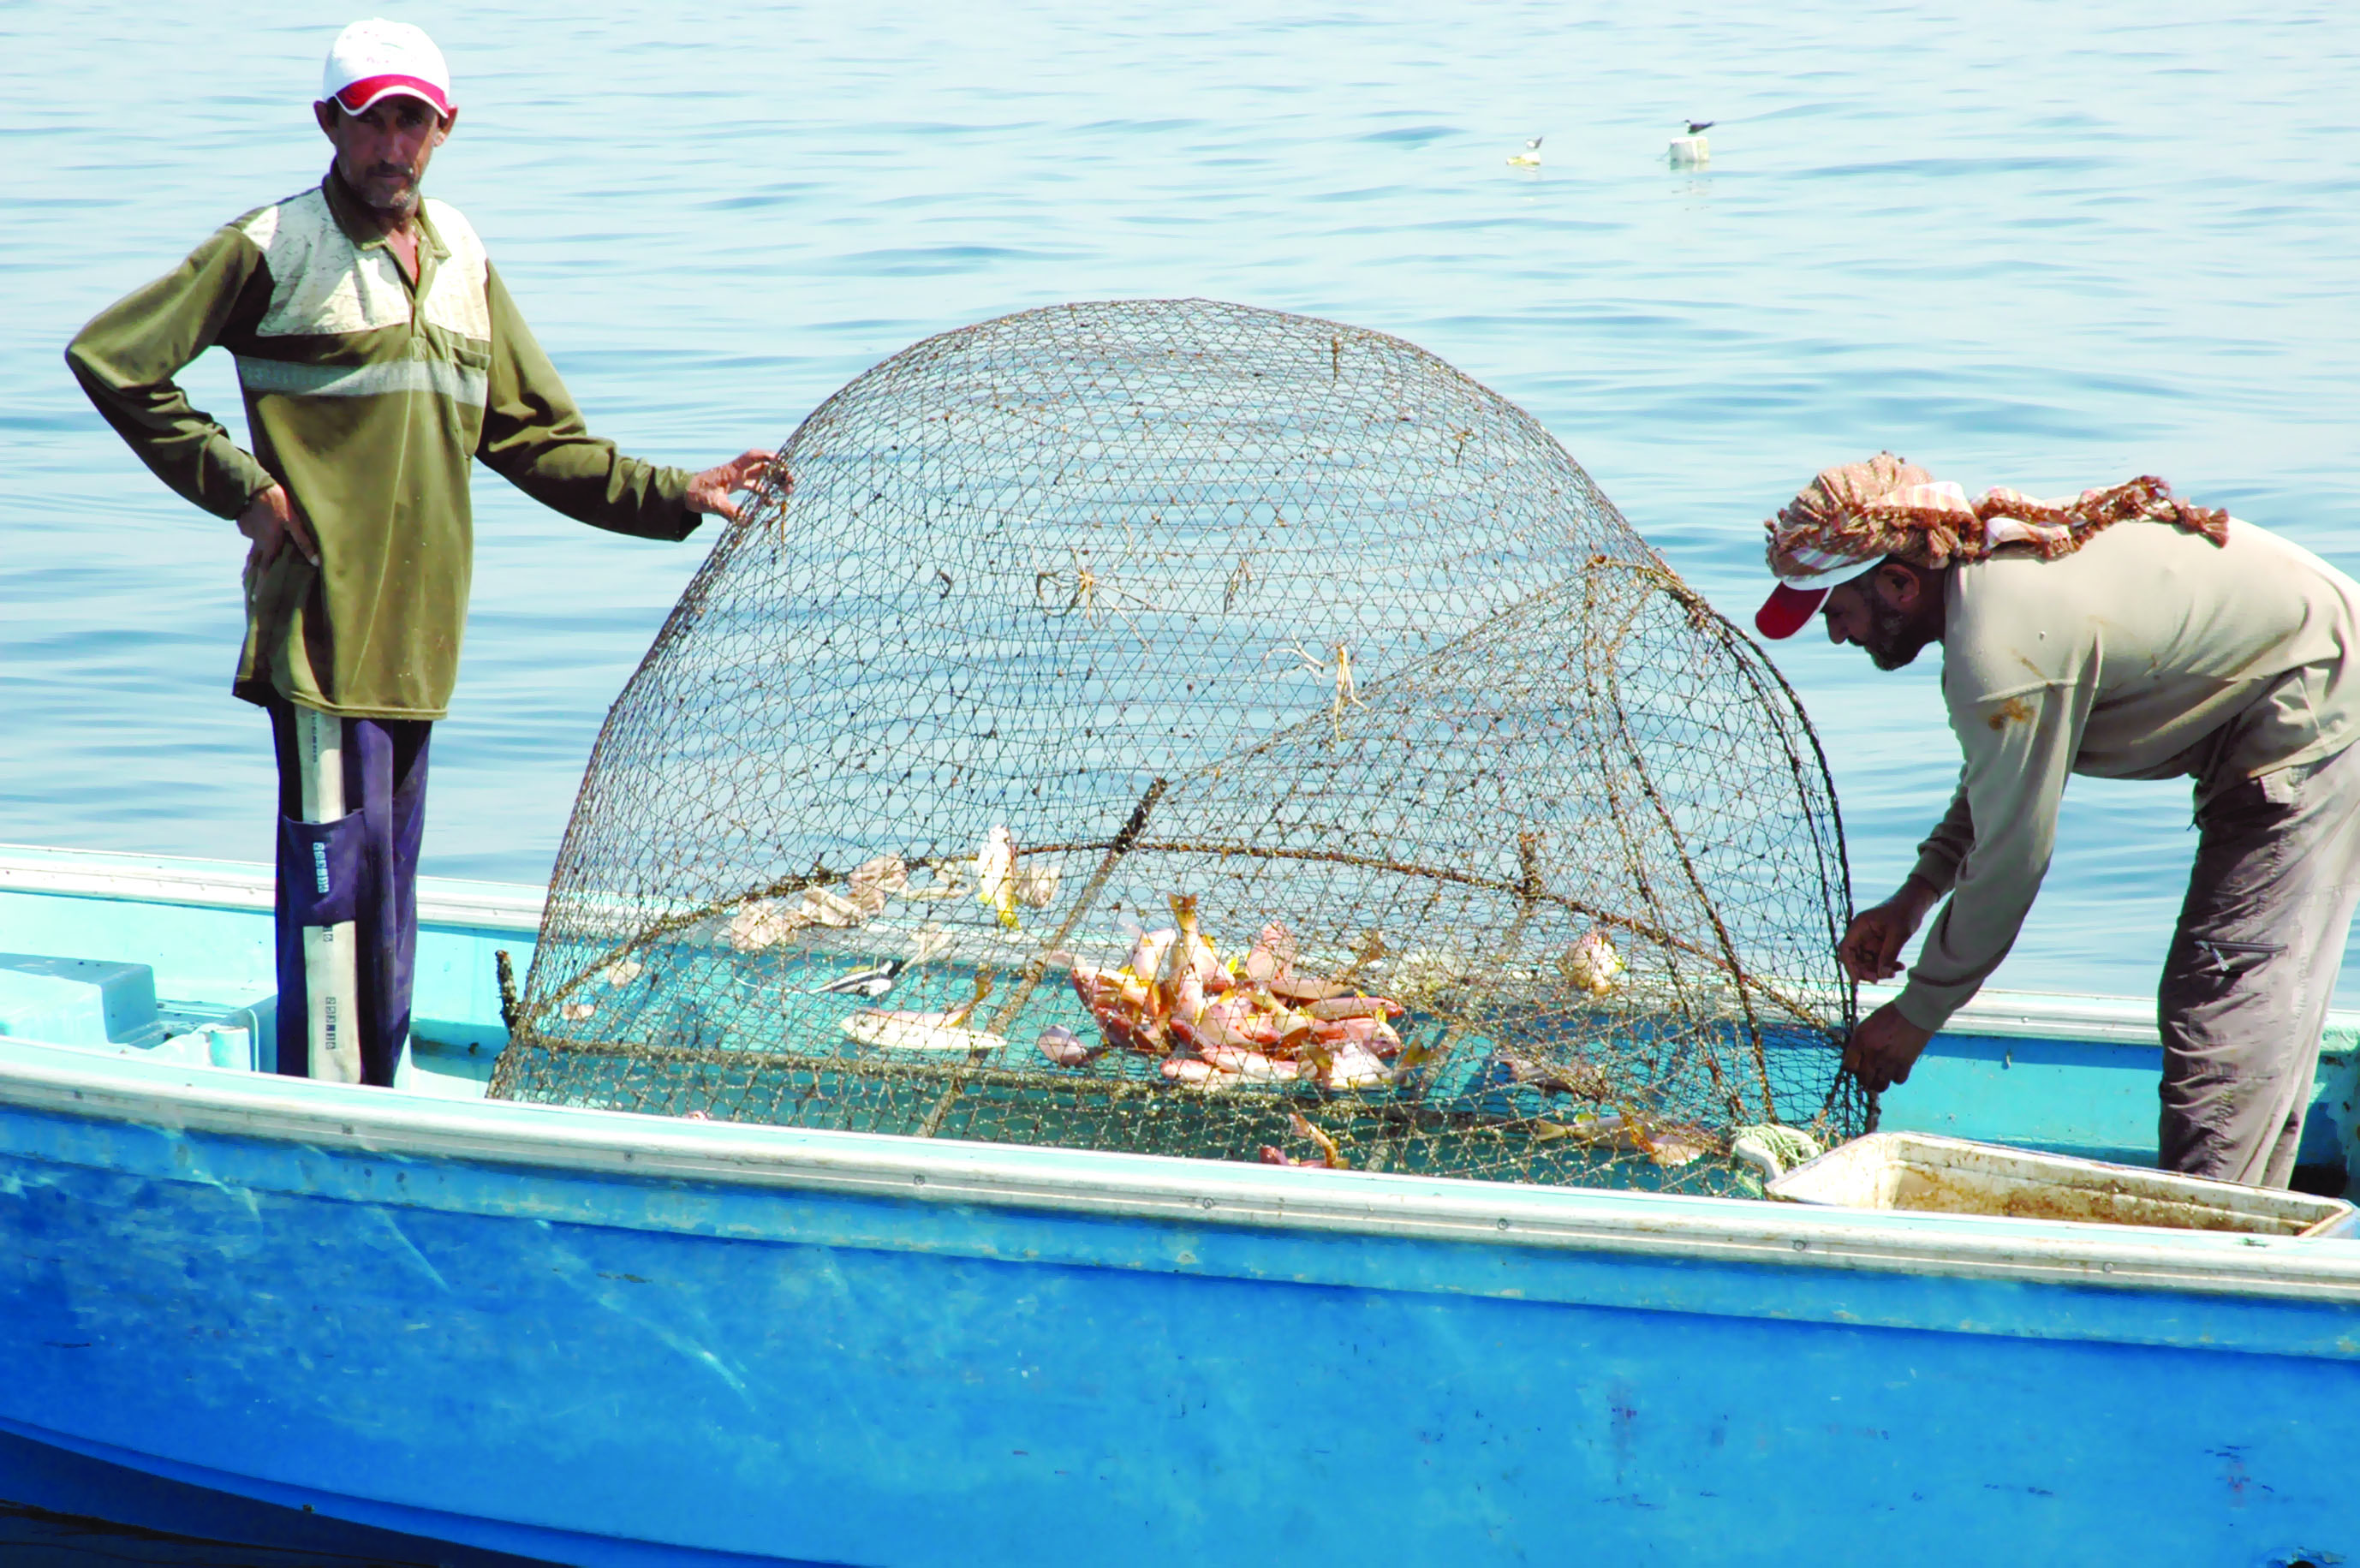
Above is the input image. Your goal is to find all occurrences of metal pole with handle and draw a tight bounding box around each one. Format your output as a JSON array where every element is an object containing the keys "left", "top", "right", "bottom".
[{"left": 295, "top": 706, "right": 364, "bottom": 1083}]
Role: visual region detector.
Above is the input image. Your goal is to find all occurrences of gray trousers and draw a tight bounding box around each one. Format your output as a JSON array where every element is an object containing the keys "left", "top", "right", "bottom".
[{"left": 2160, "top": 739, "right": 2360, "bottom": 1188}]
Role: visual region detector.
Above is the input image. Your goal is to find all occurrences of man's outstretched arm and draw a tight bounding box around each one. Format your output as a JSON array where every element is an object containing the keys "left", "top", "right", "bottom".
[
  {"left": 1847, "top": 677, "right": 2092, "bottom": 1092},
  {"left": 1839, "top": 781, "right": 1970, "bottom": 983},
  {"left": 474, "top": 261, "right": 776, "bottom": 535}
]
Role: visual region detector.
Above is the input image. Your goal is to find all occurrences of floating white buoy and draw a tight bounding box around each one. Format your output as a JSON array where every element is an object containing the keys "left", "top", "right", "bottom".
[{"left": 1667, "top": 134, "right": 1709, "bottom": 166}]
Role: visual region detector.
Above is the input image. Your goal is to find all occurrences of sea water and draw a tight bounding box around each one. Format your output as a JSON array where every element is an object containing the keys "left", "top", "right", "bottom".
[
  {"left": 8, "top": 0, "right": 2359, "bottom": 1017},
  {"left": 3, "top": 3, "right": 2357, "bottom": 1559}
]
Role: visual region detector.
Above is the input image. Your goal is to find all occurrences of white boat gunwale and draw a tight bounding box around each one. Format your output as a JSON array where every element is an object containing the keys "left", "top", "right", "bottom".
[
  {"left": 6, "top": 1035, "right": 2359, "bottom": 1320},
  {"left": 0, "top": 842, "right": 546, "bottom": 930}
]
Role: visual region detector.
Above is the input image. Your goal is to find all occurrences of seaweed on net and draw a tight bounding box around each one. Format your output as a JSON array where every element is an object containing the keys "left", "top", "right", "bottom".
[{"left": 489, "top": 298, "right": 1865, "bottom": 1193}]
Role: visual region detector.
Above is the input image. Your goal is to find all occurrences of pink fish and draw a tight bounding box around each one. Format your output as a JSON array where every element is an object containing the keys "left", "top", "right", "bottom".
[
  {"left": 1232, "top": 1005, "right": 1314, "bottom": 1050},
  {"left": 1319, "top": 1041, "right": 1392, "bottom": 1090},
  {"left": 1172, "top": 971, "right": 1209, "bottom": 1027},
  {"left": 1161, "top": 1056, "right": 1241, "bottom": 1092},
  {"left": 1308, "top": 994, "right": 1404, "bottom": 1022},
  {"left": 1170, "top": 1010, "right": 1257, "bottom": 1057},
  {"left": 1198, "top": 989, "right": 1259, "bottom": 1034},
  {"left": 1037, "top": 1026, "right": 1093, "bottom": 1068},
  {"left": 1308, "top": 1015, "right": 1404, "bottom": 1057},
  {"left": 1202, "top": 1042, "right": 1306, "bottom": 1082},
  {"left": 1127, "top": 927, "right": 1176, "bottom": 981},
  {"left": 1244, "top": 921, "right": 1297, "bottom": 986},
  {"left": 1260, "top": 1112, "right": 1348, "bottom": 1168}
]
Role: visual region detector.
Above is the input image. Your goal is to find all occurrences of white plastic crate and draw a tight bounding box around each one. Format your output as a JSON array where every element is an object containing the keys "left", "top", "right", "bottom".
[{"left": 1768, "top": 1130, "right": 2358, "bottom": 1237}]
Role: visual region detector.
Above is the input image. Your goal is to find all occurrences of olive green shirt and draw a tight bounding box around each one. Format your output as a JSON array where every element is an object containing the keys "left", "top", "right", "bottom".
[
  {"left": 1898, "top": 517, "right": 2360, "bottom": 1030},
  {"left": 66, "top": 171, "right": 699, "bottom": 720}
]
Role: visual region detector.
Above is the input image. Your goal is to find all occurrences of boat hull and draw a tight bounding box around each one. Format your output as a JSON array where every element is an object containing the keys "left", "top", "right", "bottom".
[{"left": 3, "top": 1039, "right": 2356, "bottom": 1567}]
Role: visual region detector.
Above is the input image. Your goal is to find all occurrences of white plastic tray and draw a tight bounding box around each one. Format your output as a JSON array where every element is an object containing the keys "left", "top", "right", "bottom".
[{"left": 1768, "top": 1131, "right": 2359, "bottom": 1238}]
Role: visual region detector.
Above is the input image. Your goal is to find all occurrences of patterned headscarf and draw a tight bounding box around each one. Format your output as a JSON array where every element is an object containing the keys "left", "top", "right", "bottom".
[{"left": 1753, "top": 452, "right": 2229, "bottom": 639}]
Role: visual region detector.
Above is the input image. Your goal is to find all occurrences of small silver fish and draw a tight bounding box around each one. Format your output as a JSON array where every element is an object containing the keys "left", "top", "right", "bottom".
[
  {"left": 813, "top": 958, "right": 907, "bottom": 999},
  {"left": 1037, "top": 1025, "right": 1093, "bottom": 1068}
]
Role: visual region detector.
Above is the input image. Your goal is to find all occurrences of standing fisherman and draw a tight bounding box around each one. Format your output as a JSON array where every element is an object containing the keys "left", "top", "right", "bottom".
[
  {"left": 1753, "top": 453, "right": 2360, "bottom": 1188},
  {"left": 65, "top": 19, "right": 776, "bottom": 1087}
]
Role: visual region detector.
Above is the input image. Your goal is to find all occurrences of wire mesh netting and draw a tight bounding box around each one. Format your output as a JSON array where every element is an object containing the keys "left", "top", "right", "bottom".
[{"left": 489, "top": 299, "right": 1864, "bottom": 1195}]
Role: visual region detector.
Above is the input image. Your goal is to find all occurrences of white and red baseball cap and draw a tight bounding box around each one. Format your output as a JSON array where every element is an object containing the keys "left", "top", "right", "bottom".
[
  {"left": 321, "top": 19, "right": 454, "bottom": 118},
  {"left": 1754, "top": 581, "right": 1833, "bottom": 641}
]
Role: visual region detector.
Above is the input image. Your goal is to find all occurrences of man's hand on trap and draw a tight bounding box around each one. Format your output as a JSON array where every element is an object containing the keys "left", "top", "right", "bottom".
[{"left": 688, "top": 449, "right": 785, "bottom": 522}]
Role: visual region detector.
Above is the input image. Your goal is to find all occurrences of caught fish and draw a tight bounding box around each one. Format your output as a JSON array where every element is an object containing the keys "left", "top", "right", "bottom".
[
  {"left": 1170, "top": 1005, "right": 1259, "bottom": 1058},
  {"left": 1013, "top": 861, "right": 1062, "bottom": 909},
  {"left": 1308, "top": 1014, "right": 1404, "bottom": 1055},
  {"left": 1201, "top": 1041, "right": 1306, "bottom": 1082},
  {"left": 1154, "top": 895, "right": 1200, "bottom": 1028},
  {"left": 1173, "top": 903, "right": 1219, "bottom": 979},
  {"left": 726, "top": 900, "right": 795, "bottom": 952},
  {"left": 1127, "top": 925, "right": 1174, "bottom": 981},
  {"left": 1560, "top": 929, "right": 1625, "bottom": 996},
  {"left": 1308, "top": 994, "right": 1404, "bottom": 1022},
  {"left": 798, "top": 885, "right": 872, "bottom": 929},
  {"left": 811, "top": 957, "right": 908, "bottom": 999},
  {"left": 1267, "top": 974, "right": 1350, "bottom": 1005},
  {"left": 1497, "top": 1051, "right": 1612, "bottom": 1101},
  {"left": 974, "top": 826, "right": 1021, "bottom": 929},
  {"left": 1069, "top": 899, "right": 1407, "bottom": 1076},
  {"left": 1037, "top": 1025, "right": 1095, "bottom": 1067},
  {"left": 1243, "top": 921, "right": 1297, "bottom": 986},
  {"left": 843, "top": 1008, "right": 1009, "bottom": 1053},
  {"left": 1303, "top": 1040, "right": 1392, "bottom": 1090},
  {"left": 1161, "top": 1055, "right": 1240, "bottom": 1092},
  {"left": 848, "top": 854, "right": 909, "bottom": 898},
  {"left": 1288, "top": 1111, "right": 1348, "bottom": 1168},
  {"left": 1533, "top": 1112, "right": 1709, "bottom": 1168}
]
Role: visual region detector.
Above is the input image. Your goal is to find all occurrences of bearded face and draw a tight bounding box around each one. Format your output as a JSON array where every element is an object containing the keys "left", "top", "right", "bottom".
[
  {"left": 1859, "top": 587, "right": 1940, "bottom": 670},
  {"left": 1823, "top": 560, "right": 1945, "bottom": 671}
]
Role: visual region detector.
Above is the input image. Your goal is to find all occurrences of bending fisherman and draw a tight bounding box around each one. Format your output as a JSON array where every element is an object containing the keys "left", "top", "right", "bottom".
[
  {"left": 1753, "top": 453, "right": 2360, "bottom": 1189},
  {"left": 64, "top": 20, "right": 776, "bottom": 1086}
]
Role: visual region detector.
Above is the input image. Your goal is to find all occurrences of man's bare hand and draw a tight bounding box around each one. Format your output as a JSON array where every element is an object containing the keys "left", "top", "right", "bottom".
[
  {"left": 1844, "top": 1001, "right": 1934, "bottom": 1094},
  {"left": 1839, "top": 876, "right": 1940, "bottom": 982},
  {"left": 686, "top": 449, "right": 782, "bottom": 522},
  {"left": 236, "top": 483, "right": 319, "bottom": 569}
]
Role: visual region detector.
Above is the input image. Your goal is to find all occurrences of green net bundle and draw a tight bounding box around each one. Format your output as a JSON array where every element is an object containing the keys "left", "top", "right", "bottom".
[{"left": 489, "top": 299, "right": 1863, "bottom": 1194}]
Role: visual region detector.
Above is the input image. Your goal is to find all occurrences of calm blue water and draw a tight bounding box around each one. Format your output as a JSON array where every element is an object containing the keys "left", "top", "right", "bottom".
[
  {"left": 3, "top": 11, "right": 2357, "bottom": 1556},
  {"left": 9, "top": 0, "right": 2360, "bottom": 1028}
]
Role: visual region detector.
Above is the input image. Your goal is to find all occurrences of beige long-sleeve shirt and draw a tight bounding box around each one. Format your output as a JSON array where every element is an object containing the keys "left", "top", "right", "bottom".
[
  {"left": 67, "top": 171, "right": 698, "bottom": 720},
  {"left": 1897, "top": 517, "right": 2360, "bottom": 1030}
]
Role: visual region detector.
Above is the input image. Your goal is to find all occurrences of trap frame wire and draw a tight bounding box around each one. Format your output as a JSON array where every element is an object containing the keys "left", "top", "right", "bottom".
[{"left": 492, "top": 299, "right": 1866, "bottom": 1194}]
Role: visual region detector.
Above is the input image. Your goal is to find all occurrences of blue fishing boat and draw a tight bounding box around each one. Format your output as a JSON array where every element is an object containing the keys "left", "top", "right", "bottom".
[{"left": 1, "top": 841, "right": 2354, "bottom": 1566}]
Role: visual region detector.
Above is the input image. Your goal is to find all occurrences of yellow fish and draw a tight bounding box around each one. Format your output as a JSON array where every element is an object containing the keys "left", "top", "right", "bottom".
[{"left": 974, "top": 826, "right": 1020, "bottom": 929}]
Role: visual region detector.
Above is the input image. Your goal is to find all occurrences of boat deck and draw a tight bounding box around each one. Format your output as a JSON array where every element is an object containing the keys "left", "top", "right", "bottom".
[
  {"left": 5, "top": 842, "right": 2351, "bottom": 1186},
  {"left": 6, "top": 844, "right": 2359, "bottom": 1565}
]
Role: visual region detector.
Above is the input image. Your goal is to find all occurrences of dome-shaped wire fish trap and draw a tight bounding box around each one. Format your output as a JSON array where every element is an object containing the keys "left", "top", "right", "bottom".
[{"left": 491, "top": 299, "right": 1863, "bottom": 1194}]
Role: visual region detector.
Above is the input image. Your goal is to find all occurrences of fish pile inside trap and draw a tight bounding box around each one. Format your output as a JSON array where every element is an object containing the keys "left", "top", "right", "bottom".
[
  {"left": 492, "top": 298, "right": 1866, "bottom": 1195},
  {"left": 1062, "top": 898, "right": 1405, "bottom": 1092}
]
